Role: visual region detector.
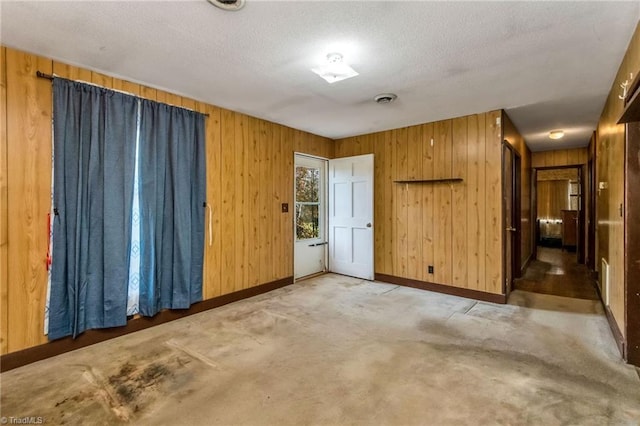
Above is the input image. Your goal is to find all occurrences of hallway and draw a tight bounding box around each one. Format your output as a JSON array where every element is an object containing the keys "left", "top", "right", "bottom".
[{"left": 514, "top": 247, "right": 599, "bottom": 301}]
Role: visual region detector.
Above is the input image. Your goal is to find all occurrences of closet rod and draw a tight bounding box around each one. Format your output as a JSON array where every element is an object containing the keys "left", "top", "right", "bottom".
[{"left": 35, "top": 71, "right": 210, "bottom": 117}]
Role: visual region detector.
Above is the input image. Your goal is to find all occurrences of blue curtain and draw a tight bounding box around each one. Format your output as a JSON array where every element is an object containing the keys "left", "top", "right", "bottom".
[
  {"left": 49, "top": 78, "right": 137, "bottom": 339},
  {"left": 138, "top": 100, "right": 206, "bottom": 316}
]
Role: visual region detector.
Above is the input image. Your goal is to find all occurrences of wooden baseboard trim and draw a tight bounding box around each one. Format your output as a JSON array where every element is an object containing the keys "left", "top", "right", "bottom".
[
  {"left": 593, "top": 277, "right": 626, "bottom": 359},
  {"left": 375, "top": 273, "right": 507, "bottom": 304},
  {"left": 604, "top": 304, "right": 626, "bottom": 360},
  {"left": 0, "top": 276, "right": 293, "bottom": 372}
]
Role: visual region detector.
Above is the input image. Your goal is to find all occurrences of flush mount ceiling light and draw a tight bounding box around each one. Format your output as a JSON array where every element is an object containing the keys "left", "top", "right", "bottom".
[
  {"left": 374, "top": 93, "right": 398, "bottom": 104},
  {"left": 549, "top": 130, "right": 565, "bottom": 140},
  {"left": 206, "top": 0, "right": 246, "bottom": 11},
  {"left": 311, "top": 53, "right": 359, "bottom": 84}
]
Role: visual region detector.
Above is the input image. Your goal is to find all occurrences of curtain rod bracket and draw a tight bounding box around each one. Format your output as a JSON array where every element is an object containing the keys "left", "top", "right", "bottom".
[{"left": 36, "top": 71, "right": 54, "bottom": 80}]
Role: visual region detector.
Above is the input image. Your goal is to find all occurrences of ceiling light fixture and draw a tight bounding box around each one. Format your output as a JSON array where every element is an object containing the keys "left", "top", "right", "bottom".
[
  {"left": 549, "top": 130, "right": 565, "bottom": 140},
  {"left": 206, "top": 0, "right": 246, "bottom": 11},
  {"left": 311, "top": 52, "right": 359, "bottom": 84},
  {"left": 374, "top": 93, "right": 398, "bottom": 104}
]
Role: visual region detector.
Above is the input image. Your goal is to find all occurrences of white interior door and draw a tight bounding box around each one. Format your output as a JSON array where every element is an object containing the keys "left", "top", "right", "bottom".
[
  {"left": 328, "top": 154, "right": 374, "bottom": 280},
  {"left": 294, "top": 155, "right": 328, "bottom": 280}
]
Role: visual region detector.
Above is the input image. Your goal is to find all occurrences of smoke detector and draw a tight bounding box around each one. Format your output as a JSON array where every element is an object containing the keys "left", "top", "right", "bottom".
[
  {"left": 207, "top": 0, "right": 246, "bottom": 11},
  {"left": 374, "top": 93, "right": 398, "bottom": 104}
]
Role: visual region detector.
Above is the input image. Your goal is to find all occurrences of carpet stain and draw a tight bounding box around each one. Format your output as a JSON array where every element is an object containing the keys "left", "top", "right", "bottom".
[{"left": 49, "top": 357, "right": 184, "bottom": 424}]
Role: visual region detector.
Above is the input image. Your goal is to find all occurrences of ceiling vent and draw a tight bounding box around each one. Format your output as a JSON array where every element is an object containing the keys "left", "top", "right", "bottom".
[
  {"left": 207, "top": 0, "right": 246, "bottom": 11},
  {"left": 374, "top": 93, "right": 398, "bottom": 104}
]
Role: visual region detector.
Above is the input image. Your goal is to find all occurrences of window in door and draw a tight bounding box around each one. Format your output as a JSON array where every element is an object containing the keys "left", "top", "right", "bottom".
[
  {"left": 295, "top": 165, "right": 321, "bottom": 240},
  {"left": 294, "top": 154, "right": 327, "bottom": 280}
]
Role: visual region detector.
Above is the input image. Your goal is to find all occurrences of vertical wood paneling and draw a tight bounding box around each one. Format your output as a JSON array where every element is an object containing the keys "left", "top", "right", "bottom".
[
  {"left": 334, "top": 111, "right": 503, "bottom": 295},
  {"left": 140, "top": 85, "right": 157, "bottom": 102},
  {"left": 6, "top": 49, "right": 52, "bottom": 351},
  {"left": 220, "top": 109, "right": 236, "bottom": 295},
  {"left": 433, "top": 120, "right": 452, "bottom": 285},
  {"left": 373, "top": 133, "right": 385, "bottom": 274},
  {"left": 407, "top": 126, "right": 422, "bottom": 280},
  {"left": 197, "top": 102, "right": 222, "bottom": 299},
  {"left": 52, "top": 63, "right": 91, "bottom": 82},
  {"left": 532, "top": 148, "right": 588, "bottom": 168},
  {"left": 452, "top": 116, "right": 468, "bottom": 287},
  {"left": 91, "top": 71, "right": 112, "bottom": 89},
  {"left": 421, "top": 123, "right": 435, "bottom": 282},
  {"left": 179, "top": 97, "right": 196, "bottom": 111},
  {"left": 271, "top": 124, "right": 283, "bottom": 280},
  {"left": 394, "top": 128, "right": 408, "bottom": 277},
  {"left": 485, "top": 111, "right": 502, "bottom": 294},
  {"left": 466, "top": 114, "right": 485, "bottom": 290},
  {"left": 0, "top": 46, "right": 8, "bottom": 354},
  {"left": 234, "top": 113, "right": 248, "bottom": 291},
  {"left": 276, "top": 126, "right": 300, "bottom": 278},
  {"left": 281, "top": 125, "right": 291, "bottom": 278},
  {"left": 112, "top": 79, "right": 141, "bottom": 96},
  {"left": 383, "top": 131, "right": 394, "bottom": 274},
  {"left": 553, "top": 149, "right": 568, "bottom": 166},
  {"left": 247, "top": 116, "right": 260, "bottom": 287},
  {"left": 259, "top": 120, "right": 273, "bottom": 283}
]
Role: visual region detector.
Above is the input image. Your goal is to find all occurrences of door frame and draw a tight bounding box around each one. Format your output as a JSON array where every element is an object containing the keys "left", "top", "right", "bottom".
[
  {"left": 502, "top": 141, "right": 521, "bottom": 295},
  {"left": 328, "top": 153, "right": 375, "bottom": 280},
  {"left": 588, "top": 155, "right": 597, "bottom": 270},
  {"left": 293, "top": 152, "right": 329, "bottom": 281},
  {"left": 532, "top": 164, "right": 585, "bottom": 264},
  {"left": 624, "top": 120, "right": 640, "bottom": 365}
]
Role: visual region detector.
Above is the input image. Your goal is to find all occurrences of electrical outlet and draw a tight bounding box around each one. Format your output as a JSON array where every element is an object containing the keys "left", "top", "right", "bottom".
[
  {"left": 428, "top": 265, "right": 434, "bottom": 274},
  {"left": 281, "top": 203, "right": 289, "bottom": 213}
]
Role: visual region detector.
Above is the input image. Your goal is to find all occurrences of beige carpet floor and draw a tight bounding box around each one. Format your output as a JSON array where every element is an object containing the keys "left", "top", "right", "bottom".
[{"left": 1, "top": 273, "right": 639, "bottom": 425}]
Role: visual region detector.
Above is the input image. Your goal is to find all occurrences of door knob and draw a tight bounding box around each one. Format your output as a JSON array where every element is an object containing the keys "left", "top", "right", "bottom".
[
  {"left": 366, "top": 223, "right": 372, "bottom": 228},
  {"left": 506, "top": 227, "right": 516, "bottom": 232}
]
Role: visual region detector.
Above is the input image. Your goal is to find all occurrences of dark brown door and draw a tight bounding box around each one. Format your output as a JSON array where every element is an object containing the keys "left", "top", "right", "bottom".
[{"left": 503, "top": 142, "right": 520, "bottom": 294}]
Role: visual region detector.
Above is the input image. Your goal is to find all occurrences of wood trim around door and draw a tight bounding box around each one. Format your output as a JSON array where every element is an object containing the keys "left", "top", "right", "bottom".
[
  {"left": 625, "top": 121, "right": 640, "bottom": 366},
  {"left": 502, "top": 141, "right": 521, "bottom": 295},
  {"left": 532, "top": 164, "right": 586, "bottom": 265}
]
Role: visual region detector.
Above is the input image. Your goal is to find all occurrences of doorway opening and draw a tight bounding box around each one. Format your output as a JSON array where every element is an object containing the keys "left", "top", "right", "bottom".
[
  {"left": 293, "top": 153, "right": 375, "bottom": 282},
  {"left": 294, "top": 154, "right": 328, "bottom": 280},
  {"left": 503, "top": 142, "right": 521, "bottom": 295},
  {"left": 515, "top": 165, "right": 598, "bottom": 300}
]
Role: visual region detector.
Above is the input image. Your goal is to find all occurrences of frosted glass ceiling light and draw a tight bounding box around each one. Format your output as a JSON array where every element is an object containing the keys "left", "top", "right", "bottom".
[
  {"left": 549, "top": 130, "right": 565, "bottom": 140},
  {"left": 311, "top": 53, "right": 359, "bottom": 84},
  {"left": 206, "top": 0, "right": 246, "bottom": 11}
]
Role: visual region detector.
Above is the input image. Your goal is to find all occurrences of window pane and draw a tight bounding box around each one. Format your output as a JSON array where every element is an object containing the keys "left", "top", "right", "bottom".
[
  {"left": 296, "top": 166, "right": 319, "bottom": 202},
  {"left": 296, "top": 203, "right": 319, "bottom": 240}
]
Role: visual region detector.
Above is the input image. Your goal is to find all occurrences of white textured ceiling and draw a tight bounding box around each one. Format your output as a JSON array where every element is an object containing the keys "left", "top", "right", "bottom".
[{"left": 1, "top": 1, "right": 639, "bottom": 151}]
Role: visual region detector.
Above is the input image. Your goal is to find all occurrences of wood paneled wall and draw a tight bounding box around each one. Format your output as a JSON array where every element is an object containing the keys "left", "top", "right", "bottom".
[
  {"left": 1, "top": 47, "right": 8, "bottom": 354},
  {"left": 503, "top": 112, "right": 533, "bottom": 270},
  {"left": 537, "top": 181, "right": 570, "bottom": 221},
  {"left": 596, "top": 21, "right": 640, "bottom": 337},
  {"left": 532, "top": 148, "right": 588, "bottom": 168},
  {"left": 4, "top": 49, "right": 52, "bottom": 353},
  {"left": 334, "top": 111, "right": 504, "bottom": 294},
  {"left": 0, "top": 47, "right": 333, "bottom": 355},
  {"left": 537, "top": 168, "right": 578, "bottom": 181}
]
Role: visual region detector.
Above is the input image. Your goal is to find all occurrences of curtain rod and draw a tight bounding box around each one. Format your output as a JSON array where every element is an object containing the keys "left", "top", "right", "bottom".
[
  {"left": 36, "top": 71, "right": 210, "bottom": 118},
  {"left": 37, "top": 71, "right": 54, "bottom": 80}
]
